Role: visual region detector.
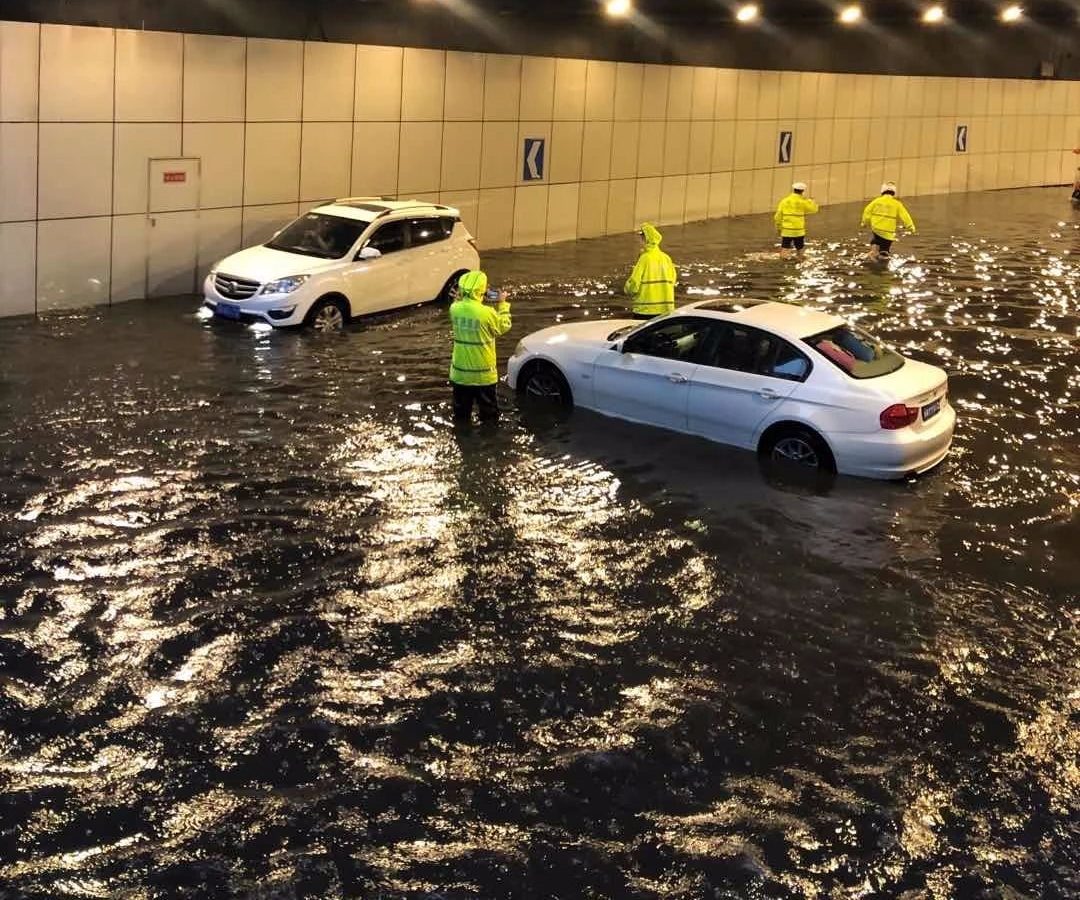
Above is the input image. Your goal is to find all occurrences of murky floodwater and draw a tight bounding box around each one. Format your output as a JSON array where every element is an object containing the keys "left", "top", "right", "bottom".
[{"left": 1, "top": 187, "right": 1078, "bottom": 899}]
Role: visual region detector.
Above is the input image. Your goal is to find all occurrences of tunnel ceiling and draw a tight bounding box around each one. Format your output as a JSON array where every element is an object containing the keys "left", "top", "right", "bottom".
[
  {"left": 4, "top": 0, "right": 1078, "bottom": 76},
  {"left": 366, "top": 0, "right": 1080, "bottom": 25}
]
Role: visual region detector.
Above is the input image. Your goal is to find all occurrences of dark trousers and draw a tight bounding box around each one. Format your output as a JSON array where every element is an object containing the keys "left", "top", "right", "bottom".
[
  {"left": 781, "top": 235, "right": 805, "bottom": 250},
  {"left": 452, "top": 383, "right": 500, "bottom": 422},
  {"left": 870, "top": 233, "right": 893, "bottom": 254}
]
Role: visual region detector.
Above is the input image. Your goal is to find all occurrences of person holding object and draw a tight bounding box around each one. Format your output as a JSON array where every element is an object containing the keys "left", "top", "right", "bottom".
[
  {"left": 861, "top": 182, "right": 916, "bottom": 259},
  {"left": 774, "top": 181, "right": 820, "bottom": 258},
  {"left": 449, "top": 270, "right": 512, "bottom": 424},
  {"left": 624, "top": 222, "right": 676, "bottom": 319}
]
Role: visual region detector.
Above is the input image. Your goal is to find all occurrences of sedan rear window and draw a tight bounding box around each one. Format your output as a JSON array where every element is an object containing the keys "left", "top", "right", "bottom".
[{"left": 804, "top": 325, "right": 904, "bottom": 379}]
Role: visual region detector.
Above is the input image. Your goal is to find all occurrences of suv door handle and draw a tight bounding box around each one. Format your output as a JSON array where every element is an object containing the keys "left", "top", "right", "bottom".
[
  {"left": 667, "top": 373, "right": 689, "bottom": 384},
  {"left": 759, "top": 387, "right": 781, "bottom": 400}
]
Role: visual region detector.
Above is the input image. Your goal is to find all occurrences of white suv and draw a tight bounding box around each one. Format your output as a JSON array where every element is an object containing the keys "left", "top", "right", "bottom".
[{"left": 202, "top": 199, "right": 480, "bottom": 330}]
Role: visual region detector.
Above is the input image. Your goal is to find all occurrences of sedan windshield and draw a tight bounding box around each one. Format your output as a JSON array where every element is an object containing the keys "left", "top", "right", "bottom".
[
  {"left": 803, "top": 324, "right": 905, "bottom": 379},
  {"left": 266, "top": 213, "right": 369, "bottom": 260}
]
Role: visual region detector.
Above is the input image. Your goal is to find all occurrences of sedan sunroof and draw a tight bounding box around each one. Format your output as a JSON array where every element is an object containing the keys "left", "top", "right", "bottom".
[{"left": 695, "top": 299, "right": 769, "bottom": 313}]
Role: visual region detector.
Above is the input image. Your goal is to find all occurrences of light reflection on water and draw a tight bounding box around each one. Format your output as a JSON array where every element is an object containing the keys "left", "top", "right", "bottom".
[{"left": 0, "top": 188, "right": 1077, "bottom": 897}]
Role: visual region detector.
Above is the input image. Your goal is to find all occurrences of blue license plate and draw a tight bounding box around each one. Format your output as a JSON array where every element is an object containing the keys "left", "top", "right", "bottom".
[
  {"left": 216, "top": 303, "right": 241, "bottom": 320},
  {"left": 922, "top": 398, "right": 942, "bottom": 421}
]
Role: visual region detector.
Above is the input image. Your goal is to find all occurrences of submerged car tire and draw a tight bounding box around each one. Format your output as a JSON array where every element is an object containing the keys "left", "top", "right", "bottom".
[
  {"left": 519, "top": 361, "right": 573, "bottom": 407},
  {"left": 306, "top": 296, "right": 349, "bottom": 333},
  {"left": 760, "top": 425, "right": 835, "bottom": 472},
  {"left": 438, "top": 271, "right": 469, "bottom": 304}
]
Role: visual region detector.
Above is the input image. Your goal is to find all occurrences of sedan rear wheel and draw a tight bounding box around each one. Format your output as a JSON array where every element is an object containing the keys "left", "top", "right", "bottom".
[
  {"left": 763, "top": 426, "right": 834, "bottom": 472},
  {"left": 772, "top": 435, "right": 820, "bottom": 467}
]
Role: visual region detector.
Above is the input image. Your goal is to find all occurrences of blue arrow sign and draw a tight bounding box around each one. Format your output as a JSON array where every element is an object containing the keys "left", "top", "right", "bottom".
[
  {"left": 778, "top": 131, "right": 793, "bottom": 165},
  {"left": 956, "top": 125, "right": 968, "bottom": 153},
  {"left": 523, "top": 138, "right": 546, "bottom": 181}
]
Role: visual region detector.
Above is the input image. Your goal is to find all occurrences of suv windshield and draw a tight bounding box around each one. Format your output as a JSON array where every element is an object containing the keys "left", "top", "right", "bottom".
[
  {"left": 804, "top": 324, "right": 905, "bottom": 379},
  {"left": 266, "top": 213, "right": 369, "bottom": 260}
]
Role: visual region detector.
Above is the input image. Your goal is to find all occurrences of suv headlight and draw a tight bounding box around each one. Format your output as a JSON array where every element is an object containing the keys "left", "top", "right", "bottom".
[
  {"left": 261, "top": 275, "right": 310, "bottom": 295},
  {"left": 513, "top": 340, "right": 527, "bottom": 357}
]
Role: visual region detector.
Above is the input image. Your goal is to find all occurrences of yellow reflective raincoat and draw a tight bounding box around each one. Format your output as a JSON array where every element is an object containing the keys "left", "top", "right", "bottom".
[
  {"left": 773, "top": 193, "right": 820, "bottom": 238},
  {"left": 861, "top": 194, "right": 916, "bottom": 242},
  {"left": 449, "top": 271, "right": 512, "bottom": 387},
  {"left": 624, "top": 223, "right": 677, "bottom": 317}
]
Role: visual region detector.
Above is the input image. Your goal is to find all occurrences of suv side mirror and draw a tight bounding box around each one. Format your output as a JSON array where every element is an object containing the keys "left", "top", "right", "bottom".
[{"left": 357, "top": 246, "right": 381, "bottom": 261}]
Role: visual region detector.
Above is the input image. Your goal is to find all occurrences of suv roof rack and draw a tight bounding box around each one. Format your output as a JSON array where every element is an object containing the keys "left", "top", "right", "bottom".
[
  {"left": 329, "top": 196, "right": 454, "bottom": 218},
  {"left": 374, "top": 202, "right": 452, "bottom": 218},
  {"left": 333, "top": 196, "right": 397, "bottom": 204}
]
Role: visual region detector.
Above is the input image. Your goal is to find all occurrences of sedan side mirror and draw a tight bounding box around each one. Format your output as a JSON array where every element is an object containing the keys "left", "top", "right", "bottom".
[{"left": 357, "top": 246, "right": 382, "bottom": 261}]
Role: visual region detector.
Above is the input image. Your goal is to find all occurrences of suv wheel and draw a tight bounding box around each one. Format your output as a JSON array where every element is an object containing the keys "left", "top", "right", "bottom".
[
  {"left": 307, "top": 297, "right": 347, "bottom": 333},
  {"left": 439, "top": 271, "right": 467, "bottom": 304}
]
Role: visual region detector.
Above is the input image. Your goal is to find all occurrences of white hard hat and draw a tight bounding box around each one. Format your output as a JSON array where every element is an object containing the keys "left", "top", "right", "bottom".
[
  {"left": 792, "top": 181, "right": 808, "bottom": 192},
  {"left": 881, "top": 182, "right": 897, "bottom": 193}
]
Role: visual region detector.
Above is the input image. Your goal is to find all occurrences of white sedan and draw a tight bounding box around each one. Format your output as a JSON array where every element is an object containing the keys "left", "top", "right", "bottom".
[{"left": 507, "top": 300, "right": 955, "bottom": 480}]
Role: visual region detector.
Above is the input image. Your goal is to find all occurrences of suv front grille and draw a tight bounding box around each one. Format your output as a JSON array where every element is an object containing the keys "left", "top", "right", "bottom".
[{"left": 214, "top": 273, "right": 261, "bottom": 300}]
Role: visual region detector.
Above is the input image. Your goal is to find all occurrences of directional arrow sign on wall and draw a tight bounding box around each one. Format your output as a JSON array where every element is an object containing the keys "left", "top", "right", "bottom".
[
  {"left": 523, "top": 138, "right": 546, "bottom": 181},
  {"left": 778, "top": 131, "right": 793, "bottom": 165}
]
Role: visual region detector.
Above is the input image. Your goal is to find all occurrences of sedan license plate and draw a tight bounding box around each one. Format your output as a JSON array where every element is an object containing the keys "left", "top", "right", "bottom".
[
  {"left": 922, "top": 398, "right": 942, "bottom": 421},
  {"left": 216, "top": 302, "right": 241, "bottom": 320}
]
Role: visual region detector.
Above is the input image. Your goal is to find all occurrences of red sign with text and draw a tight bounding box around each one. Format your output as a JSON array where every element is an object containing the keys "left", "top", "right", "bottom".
[{"left": 163, "top": 172, "right": 186, "bottom": 183}]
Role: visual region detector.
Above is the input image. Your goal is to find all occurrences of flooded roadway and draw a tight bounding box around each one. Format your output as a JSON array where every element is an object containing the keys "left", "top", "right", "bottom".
[{"left": 0, "top": 187, "right": 1077, "bottom": 899}]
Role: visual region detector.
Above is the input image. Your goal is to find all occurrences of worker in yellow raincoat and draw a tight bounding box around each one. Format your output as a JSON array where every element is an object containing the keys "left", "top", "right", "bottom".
[
  {"left": 773, "top": 181, "right": 820, "bottom": 258},
  {"left": 861, "top": 183, "right": 917, "bottom": 258},
  {"left": 624, "top": 223, "right": 676, "bottom": 319},
  {"left": 449, "top": 270, "right": 512, "bottom": 423}
]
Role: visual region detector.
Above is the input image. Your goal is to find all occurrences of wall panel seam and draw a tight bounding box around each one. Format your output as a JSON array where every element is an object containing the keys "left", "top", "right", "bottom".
[
  {"left": 347, "top": 44, "right": 358, "bottom": 196},
  {"left": 239, "top": 38, "right": 250, "bottom": 240},
  {"left": 33, "top": 22, "right": 41, "bottom": 315},
  {"left": 109, "top": 26, "right": 117, "bottom": 305},
  {"left": 296, "top": 43, "right": 306, "bottom": 206}
]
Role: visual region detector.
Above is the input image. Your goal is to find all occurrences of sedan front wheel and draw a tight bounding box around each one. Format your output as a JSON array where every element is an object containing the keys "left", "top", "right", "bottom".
[{"left": 520, "top": 362, "right": 573, "bottom": 407}]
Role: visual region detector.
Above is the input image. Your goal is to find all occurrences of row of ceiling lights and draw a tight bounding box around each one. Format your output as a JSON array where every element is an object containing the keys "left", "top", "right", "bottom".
[{"left": 603, "top": 0, "right": 1027, "bottom": 24}]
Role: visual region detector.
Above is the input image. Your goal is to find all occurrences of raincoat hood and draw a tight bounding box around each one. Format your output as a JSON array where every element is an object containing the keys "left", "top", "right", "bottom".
[
  {"left": 639, "top": 222, "right": 663, "bottom": 249},
  {"left": 458, "top": 270, "right": 488, "bottom": 301}
]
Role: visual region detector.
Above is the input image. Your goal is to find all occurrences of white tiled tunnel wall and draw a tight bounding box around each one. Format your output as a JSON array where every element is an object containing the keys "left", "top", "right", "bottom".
[{"left": 2, "top": 20, "right": 1080, "bottom": 316}]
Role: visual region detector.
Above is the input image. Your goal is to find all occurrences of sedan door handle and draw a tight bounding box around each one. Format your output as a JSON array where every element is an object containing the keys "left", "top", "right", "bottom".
[
  {"left": 667, "top": 373, "right": 689, "bottom": 384},
  {"left": 759, "top": 388, "right": 782, "bottom": 400}
]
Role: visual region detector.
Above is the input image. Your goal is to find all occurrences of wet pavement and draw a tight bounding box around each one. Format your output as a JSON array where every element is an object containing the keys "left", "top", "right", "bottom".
[{"left": 0, "top": 187, "right": 1078, "bottom": 899}]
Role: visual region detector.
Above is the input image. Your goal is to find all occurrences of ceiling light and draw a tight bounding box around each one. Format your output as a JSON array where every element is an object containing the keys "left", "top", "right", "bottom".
[
  {"left": 605, "top": 0, "right": 632, "bottom": 16},
  {"left": 736, "top": 4, "right": 760, "bottom": 22},
  {"left": 1000, "top": 4, "right": 1022, "bottom": 21},
  {"left": 922, "top": 5, "right": 945, "bottom": 23},
  {"left": 839, "top": 4, "right": 862, "bottom": 23}
]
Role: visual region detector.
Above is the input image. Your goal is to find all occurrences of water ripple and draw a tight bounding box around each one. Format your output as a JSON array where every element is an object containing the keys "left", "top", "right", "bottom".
[{"left": 0, "top": 188, "right": 1077, "bottom": 898}]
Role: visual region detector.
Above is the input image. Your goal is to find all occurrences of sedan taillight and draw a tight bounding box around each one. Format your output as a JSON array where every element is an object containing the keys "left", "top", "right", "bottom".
[{"left": 880, "top": 403, "right": 919, "bottom": 430}]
